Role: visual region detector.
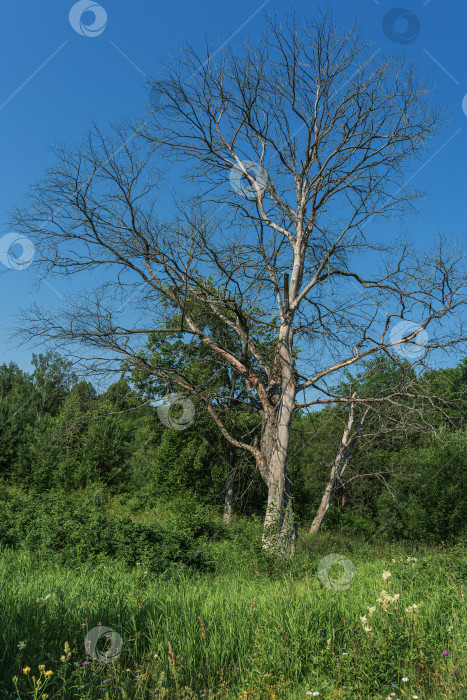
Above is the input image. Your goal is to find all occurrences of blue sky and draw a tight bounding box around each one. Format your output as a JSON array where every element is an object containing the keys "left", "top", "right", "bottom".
[{"left": 0, "top": 0, "right": 466, "bottom": 374}]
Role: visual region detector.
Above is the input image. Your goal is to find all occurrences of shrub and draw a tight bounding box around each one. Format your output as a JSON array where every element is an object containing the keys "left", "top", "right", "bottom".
[{"left": 0, "top": 482, "right": 214, "bottom": 573}]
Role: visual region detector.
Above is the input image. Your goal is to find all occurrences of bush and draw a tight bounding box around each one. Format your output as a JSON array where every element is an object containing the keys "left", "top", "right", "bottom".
[
  {"left": 0, "top": 482, "right": 215, "bottom": 573},
  {"left": 376, "top": 430, "right": 467, "bottom": 542}
]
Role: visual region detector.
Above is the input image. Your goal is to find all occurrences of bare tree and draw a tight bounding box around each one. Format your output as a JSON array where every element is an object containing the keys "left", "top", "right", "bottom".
[
  {"left": 310, "top": 394, "right": 370, "bottom": 534},
  {"left": 308, "top": 354, "right": 467, "bottom": 534},
  {"left": 12, "top": 10, "right": 466, "bottom": 557}
]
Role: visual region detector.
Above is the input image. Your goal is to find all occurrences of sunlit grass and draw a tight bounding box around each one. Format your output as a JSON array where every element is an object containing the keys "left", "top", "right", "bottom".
[{"left": 1, "top": 531, "right": 465, "bottom": 699}]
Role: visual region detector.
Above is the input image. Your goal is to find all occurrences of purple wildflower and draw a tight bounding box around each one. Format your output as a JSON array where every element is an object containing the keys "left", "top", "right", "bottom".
[
  {"left": 82, "top": 661, "right": 89, "bottom": 666},
  {"left": 442, "top": 650, "right": 450, "bottom": 656},
  {"left": 352, "top": 628, "right": 358, "bottom": 632}
]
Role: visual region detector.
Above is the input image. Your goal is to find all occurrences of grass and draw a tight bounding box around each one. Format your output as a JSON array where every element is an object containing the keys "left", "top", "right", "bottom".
[{"left": 0, "top": 521, "right": 465, "bottom": 699}]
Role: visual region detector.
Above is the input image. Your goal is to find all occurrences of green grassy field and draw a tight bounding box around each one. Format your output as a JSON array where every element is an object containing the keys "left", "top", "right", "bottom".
[{"left": 1, "top": 527, "right": 465, "bottom": 700}]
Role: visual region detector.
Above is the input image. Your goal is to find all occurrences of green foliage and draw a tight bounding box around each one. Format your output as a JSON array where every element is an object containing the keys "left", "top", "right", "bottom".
[
  {"left": 1, "top": 351, "right": 466, "bottom": 543},
  {"left": 377, "top": 429, "right": 467, "bottom": 541},
  {"left": 0, "top": 483, "right": 214, "bottom": 574},
  {"left": 1, "top": 534, "right": 465, "bottom": 699}
]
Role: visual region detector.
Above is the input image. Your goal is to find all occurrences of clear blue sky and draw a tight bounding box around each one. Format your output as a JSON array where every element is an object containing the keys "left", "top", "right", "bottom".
[{"left": 1, "top": 0, "right": 466, "bottom": 374}]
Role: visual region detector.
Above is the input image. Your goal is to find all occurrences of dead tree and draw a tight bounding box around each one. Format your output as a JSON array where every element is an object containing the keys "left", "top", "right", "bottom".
[
  {"left": 310, "top": 394, "right": 369, "bottom": 534},
  {"left": 12, "top": 11, "right": 466, "bottom": 557}
]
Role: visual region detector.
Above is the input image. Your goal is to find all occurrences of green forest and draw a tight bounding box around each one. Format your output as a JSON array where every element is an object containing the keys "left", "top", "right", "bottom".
[
  {"left": 1, "top": 351, "right": 466, "bottom": 549},
  {"left": 1, "top": 351, "right": 466, "bottom": 699}
]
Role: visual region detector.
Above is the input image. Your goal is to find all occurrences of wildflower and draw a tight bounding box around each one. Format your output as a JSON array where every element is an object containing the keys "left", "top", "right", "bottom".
[
  {"left": 82, "top": 661, "right": 89, "bottom": 666},
  {"left": 402, "top": 677, "right": 409, "bottom": 682},
  {"left": 377, "top": 589, "right": 400, "bottom": 611},
  {"left": 60, "top": 641, "right": 71, "bottom": 663},
  {"left": 442, "top": 650, "right": 450, "bottom": 656},
  {"left": 382, "top": 571, "right": 391, "bottom": 582},
  {"left": 453, "top": 669, "right": 459, "bottom": 675},
  {"left": 23, "top": 666, "right": 31, "bottom": 674},
  {"left": 36, "top": 594, "right": 51, "bottom": 605},
  {"left": 368, "top": 606, "right": 376, "bottom": 618},
  {"left": 359, "top": 615, "right": 371, "bottom": 632},
  {"left": 342, "top": 652, "right": 348, "bottom": 656},
  {"left": 17, "top": 641, "right": 26, "bottom": 651},
  {"left": 45, "top": 670, "right": 53, "bottom": 676},
  {"left": 405, "top": 603, "right": 421, "bottom": 616},
  {"left": 412, "top": 696, "right": 419, "bottom": 699},
  {"left": 12, "top": 676, "right": 18, "bottom": 683},
  {"left": 352, "top": 627, "right": 358, "bottom": 632}
]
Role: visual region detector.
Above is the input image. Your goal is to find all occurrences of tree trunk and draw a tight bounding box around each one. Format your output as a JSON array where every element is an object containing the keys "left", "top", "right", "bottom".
[
  {"left": 260, "top": 327, "right": 298, "bottom": 558},
  {"left": 223, "top": 444, "right": 235, "bottom": 524},
  {"left": 310, "top": 400, "right": 369, "bottom": 534}
]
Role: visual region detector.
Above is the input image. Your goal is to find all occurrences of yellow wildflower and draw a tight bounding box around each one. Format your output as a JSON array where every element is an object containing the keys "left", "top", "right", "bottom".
[
  {"left": 39, "top": 665, "right": 45, "bottom": 670},
  {"left": 61, "top": 640, "right": 72, "bottom": 663},
  {"left": 45, "top": 670, "right": 53, "bottom": 677},
  {"left": 23, "top": 666, "right": 31, "bottom": 674}
]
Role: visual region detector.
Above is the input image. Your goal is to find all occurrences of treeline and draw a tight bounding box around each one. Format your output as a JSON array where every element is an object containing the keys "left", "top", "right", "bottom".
[{"left": 0, "top": 351, "right": 466, "bottom": 545}]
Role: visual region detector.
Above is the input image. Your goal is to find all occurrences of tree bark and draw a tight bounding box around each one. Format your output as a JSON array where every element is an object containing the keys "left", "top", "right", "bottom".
[
  {"left": 260, "top": 325, "right": 298, "bottom": 558},
  {"left": 310, "top": 399, "right": 369, "bottom": 534},
  {"left": 223, "top": 444, "right": 235, "bottom": 524}
]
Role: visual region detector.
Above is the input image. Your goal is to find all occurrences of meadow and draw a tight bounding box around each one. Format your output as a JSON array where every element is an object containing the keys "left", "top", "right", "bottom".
[{"left": 1, "top": 514, "right": 465, "bottom": 700}]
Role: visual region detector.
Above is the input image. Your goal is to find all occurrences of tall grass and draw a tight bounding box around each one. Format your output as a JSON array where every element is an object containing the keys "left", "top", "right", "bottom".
[{"left": 1, "top": 527, "right": 465, "bottom": 699}]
